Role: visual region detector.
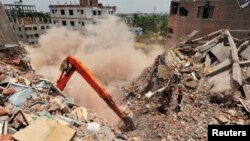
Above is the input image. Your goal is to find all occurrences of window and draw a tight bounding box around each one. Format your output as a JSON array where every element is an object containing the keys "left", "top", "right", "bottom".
[
  {"left": 26, "top": 35, "right": 29, "bottom": 38},
  {"left": 82, "top": 22, "right": 85, "bottom": 26},
  {"left": 170, "top": 1, "right": 179, "bottom": 15},
  {"left": 179, "top": 7, "right": 189, "bottom": 16},
  {"left": 93, "top": 10, "right": 97, "bottom": 15},
  {"left": 69, "top": 10, "right": 74, "bottom": 15},
  {"left": 46, "top": 26, "right": 49, "bottom": 29},
  {"left": 35, "top": 34, "right": 39, "bottom": 38},
  {"left": 53, "top": 20, "right": 56, "bottom": 24},
  {"left": 81, "top": 10, "right": 84, "bottom": 14},
  {"left": 41, "top": 26, "right": 45, "bottom": 30},
  {"left": 168, "top": 28, "right": 174, "bottom": 34},
  {"left": 61, "top": 9, "right": 65, "bottom": 15},
  {"left": 29, "top": 41, "right": 35, "bottom": 45},
  {"left": 13, "top": 27, "right": 15, "bottom": 30},
  {"left": 98, "top": 10, "right": 101, "bottom": 15},
  {"left": 33, "top": 27, "right": 37, "bottom": 30},
  {"left": 18, "top": 27, "right": 21, "bottom": 31},
  {"left": 20, "top": 35, "right": 23, "bottom": 38},
  {"left": 109, "top": 11, "right": 113, "bottom": 15},
  {"left": 25, "top": 27, "right": 31, "bottom": 31},
  {"left": 52, "top": 9, "right": 55, "bottom": 14},
  {"left": 197, "top": 6, "right": 214, "bottom": 19},
  {"left": 62, "top": 20, "right": 67, "bottom": 26},
  {"left": 93, "top": 21, "right": 96, "bottom": 24},
  {"left": 70, "top": 21, "right": 75, "bottom": 26}
]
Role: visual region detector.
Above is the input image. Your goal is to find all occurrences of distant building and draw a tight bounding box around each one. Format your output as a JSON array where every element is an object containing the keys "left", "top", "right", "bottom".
[
  {"left": 167, "top": 0, "right": 250, "bottom": 45},
  {"left": 130, "top": 27, "right": 143, "bottom": 36},
  {"left": 124, "top": 15, "right": 133, "bottom": 25},
  {"left": 4, "top": 2, "right": 52, "bottom": 46},
  {"left": 49, "top": 0, "right": 116, "bottom": 30}
]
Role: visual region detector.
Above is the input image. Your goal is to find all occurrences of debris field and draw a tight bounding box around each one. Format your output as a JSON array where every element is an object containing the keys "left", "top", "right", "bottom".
[
  {"left": 1, "top": 29, "right": 250, "bottom": 141},
  {"left": 122, "top": 29, "right": 250, "bottom": 141}
]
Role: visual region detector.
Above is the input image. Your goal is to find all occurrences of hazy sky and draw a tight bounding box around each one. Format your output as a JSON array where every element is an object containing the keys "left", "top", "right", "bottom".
[{"left": 1, "top": 0, "right": 170, "bottom": 13}]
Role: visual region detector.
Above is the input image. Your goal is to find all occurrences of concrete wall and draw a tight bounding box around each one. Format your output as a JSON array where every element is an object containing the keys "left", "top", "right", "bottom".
[
  {"left": 167, "top": 0, "right": 250, "bottom": 46},
  {"left": 0, "top": 2, "right": 19, "bottom": 45}
]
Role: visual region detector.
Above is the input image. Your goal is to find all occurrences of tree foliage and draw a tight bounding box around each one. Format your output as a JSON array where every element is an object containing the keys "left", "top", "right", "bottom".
[{"left": 132, "top": 13, "right": 168, "bottom": 37}]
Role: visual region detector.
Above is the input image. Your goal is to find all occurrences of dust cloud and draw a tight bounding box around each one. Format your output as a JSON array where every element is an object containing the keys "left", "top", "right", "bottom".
[{"left": 27, "top": 16, "right": 163, "bottom": 125}]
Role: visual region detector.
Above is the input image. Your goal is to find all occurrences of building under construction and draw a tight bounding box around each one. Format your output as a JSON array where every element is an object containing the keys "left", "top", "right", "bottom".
[{"left": 167, "top": 0, "right": 250, "bottom": 45}]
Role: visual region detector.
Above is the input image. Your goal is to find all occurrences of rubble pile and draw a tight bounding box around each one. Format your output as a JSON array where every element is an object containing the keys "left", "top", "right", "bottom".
[
  {"left": 0, "top": 45, "right": 125, "bottom": 141},
  {"left": 124, "top": 30, "right": 250, "bottom": 140}
]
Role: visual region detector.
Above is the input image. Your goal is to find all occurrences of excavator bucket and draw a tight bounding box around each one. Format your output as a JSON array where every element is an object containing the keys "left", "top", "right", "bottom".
[{"left": 123, "top": 116, "right": 136, "bottom": 131}]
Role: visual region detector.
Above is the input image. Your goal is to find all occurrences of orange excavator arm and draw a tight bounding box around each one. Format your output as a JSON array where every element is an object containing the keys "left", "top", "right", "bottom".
[{"left": 56, "top": 56, "right": 135, "bottom": 129}]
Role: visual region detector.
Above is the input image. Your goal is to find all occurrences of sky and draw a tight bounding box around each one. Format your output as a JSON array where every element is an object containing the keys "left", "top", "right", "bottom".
[{"left": 0, "top": 0, "right": 171, "bottom": 13}]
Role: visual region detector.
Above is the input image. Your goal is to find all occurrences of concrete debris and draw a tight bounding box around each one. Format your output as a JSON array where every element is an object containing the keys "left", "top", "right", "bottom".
[
  {"left": 1, "top": 14, "right": 250, "bottom": 140},
  {"left": 124, "top": 29, "right": 250, "bottom": 140},
  {"left": 13, "top": 119, "right": 76, "bottom": 141},
  {"left": 87, "top": 122, "right": 101, "bottom": 132},
  {"left": 0, "top": 46, "right": 123, "bottom": 141},
  {"left": 71, "top": 107, "right": 88, "bottom": 122},
  {"left": 214, "top": 115, "right": 230, "bottom": 124}
]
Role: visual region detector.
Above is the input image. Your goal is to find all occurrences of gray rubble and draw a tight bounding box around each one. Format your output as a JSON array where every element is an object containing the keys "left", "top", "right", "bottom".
[
  {"left": 0, "top": 44, "right": 125, "bottom": 141},
  {"left": 123, "top": 29, "right": 250, "bottom": 141}
]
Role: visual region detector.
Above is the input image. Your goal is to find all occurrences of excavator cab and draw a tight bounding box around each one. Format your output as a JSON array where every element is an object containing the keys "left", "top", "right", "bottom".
[{"left": 56, "top": 56, "right": 135, "bottom": 130}]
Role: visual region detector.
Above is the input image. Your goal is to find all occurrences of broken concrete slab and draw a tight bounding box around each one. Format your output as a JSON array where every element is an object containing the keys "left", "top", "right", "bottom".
[
  {"left": 184, "top": 78, "right": 199, "bottom": 89},
  {"left": 157, "top": 65, "right": 170, "bottom": 79},
  {"left": 204, "top": 54, "right": 212, "bottom": 67},
  {"left": 208, "top": 70, "right": 234, "bottom": 92},
  {"left": 87, "top": 122, "right": 101, "bottom": 132},
  {"left": 214, "top": 115, "right": 230, "bottom": 124},
  {"left": 210, "top": 42, "right": 230, "bottom": 62},
  {"left": 13, "top": 119, "right": 76, "bottom": 141},
  {"left": 165, "top": 50, "right": 179, "bottom": 67},
  {"left": 242, "top": 84, "right": 250, "bottom": 99},
  {"left": 232, "top": 63, "right": 242, "bottom": 86},
  {"left": 240, "top": 45, "right": 250, "bottom": 60},
  {"left": 239, "top": 99, "right": 250, "bottom": 113},
  {"left": 192, "top": 29, "right": 223, "bottom": 43},
  {"left": 206, "top": 59, "right": 232, "bottom": 77},
  {"left": 237, "top": 41, "right": 249, "bottom": 53}
]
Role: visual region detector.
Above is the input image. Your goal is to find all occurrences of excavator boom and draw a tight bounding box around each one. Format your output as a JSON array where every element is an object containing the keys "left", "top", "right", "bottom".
[{"left": 56, "top": 56, "right": 135, "bottom": 129}]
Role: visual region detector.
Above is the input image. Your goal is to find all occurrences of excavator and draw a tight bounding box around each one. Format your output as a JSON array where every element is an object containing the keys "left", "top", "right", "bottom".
[{"left": 56, "top": 56, "right": 135, "bottom": 130}]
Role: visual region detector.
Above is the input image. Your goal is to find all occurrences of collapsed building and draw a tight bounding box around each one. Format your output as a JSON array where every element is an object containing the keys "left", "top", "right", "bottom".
[
  {"left": 167, "top": 0, "right": 250, "bottom": 46},
  {"left": 124, "top": 29, "right": 250, "bottom": 140},
  {"left": 1, "top": 0, "right": 250, "bottom": 140}
]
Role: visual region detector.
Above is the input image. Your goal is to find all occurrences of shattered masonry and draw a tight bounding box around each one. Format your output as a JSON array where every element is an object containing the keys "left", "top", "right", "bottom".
[{"left": 124, "top": 29, "right": 250, "bottom": 140}]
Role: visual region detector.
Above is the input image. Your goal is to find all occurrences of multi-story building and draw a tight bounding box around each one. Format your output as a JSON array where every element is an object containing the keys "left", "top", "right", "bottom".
[
  {"left": 49, "top": 0, "right": 116, "bottom": 30},
  {"left": 4, "top": 2, "right": 52, "bottom": 46},
  {"left": 167, "top": 0, "right": 250, "bottom": 45}
]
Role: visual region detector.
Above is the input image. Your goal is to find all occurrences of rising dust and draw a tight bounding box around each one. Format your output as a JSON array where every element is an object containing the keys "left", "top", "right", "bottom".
[{"left": 27, "top": 16, "right": 163, "bottom": 125}]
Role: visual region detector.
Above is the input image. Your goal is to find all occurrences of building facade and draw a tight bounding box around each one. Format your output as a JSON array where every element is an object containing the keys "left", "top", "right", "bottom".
[
  {"left": 130, "top": 27, "right": 143, "bottom": 36},
  {"left": 49, "top": 0, "right": 116, "bottom": 30},
  {"left": 167, "top": 0, "right": 250, "bottom": 45},
  {"left": 4, "top": 3, "right": 52, "bottom": 46}
]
